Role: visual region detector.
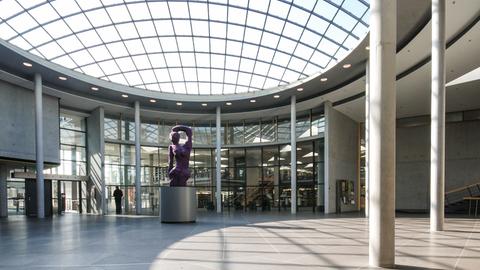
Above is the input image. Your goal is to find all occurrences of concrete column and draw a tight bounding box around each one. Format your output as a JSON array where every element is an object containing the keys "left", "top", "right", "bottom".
[
  {"left": 324, "top": 101, "right": 332, "bottom": 214},
  {"left": 368, "top": 0, "right": 396, "bottom": 267},
  {"left": 290, "top": 95, "right": 297, "bottom": 214},
  {"left": 135, "top": 101, "right": 142, "bottom": 215},
  {"left": 430, "top": 0, "right": 446, "bottom": 232},
  {"left": 365, "top": 60, "right": 370, "bottom": 218},
  {"left": 215, "top": 106, "right": 222, "bottom": 213},
  {"left": 34, "top": 73, "right": 45, "bottom": 219},
  {"left": 0, "top": 165, "right": 8, "bottom": 218}
]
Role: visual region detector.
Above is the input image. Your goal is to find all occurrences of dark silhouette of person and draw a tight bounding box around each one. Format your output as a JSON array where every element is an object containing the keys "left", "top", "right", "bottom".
[
  {"left": 168, "top": 125, "right": 192, "bottom": 186},
  {"left": 113, "top": 186, "right": 123, "bottom": 214}
]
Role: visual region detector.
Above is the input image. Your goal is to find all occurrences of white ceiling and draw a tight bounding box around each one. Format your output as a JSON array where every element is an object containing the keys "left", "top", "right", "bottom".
[{"left": 333, "top": 0, "right": 480, "bottom": 122}]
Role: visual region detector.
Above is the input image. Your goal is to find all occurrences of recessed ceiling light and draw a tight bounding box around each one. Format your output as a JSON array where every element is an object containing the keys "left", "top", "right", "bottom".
[
  {"left": 149, "top": 99, "right": 156, "bottom": 103},
  {"left": 226, "top": 102, "right": 232, "bottom": 106},
  {"left": 91, "top": 86, "right": 99, "bottom": 91},
  {"left": 297, "top": 87, "right": 303, "bottom": 92},
  {"left": 273, "top": 95, "right": 280, "bottom": 99},
  {"left": 343, "top": 64, "right": 352, "bottom": 69},
  {"left": 176, "top": 102, "right": 182, "bottom": 106},
  {"left": 201, "top": 103, "right": 208, "bottom": 107},
  {"left": 121, "top": 94, "right": 128, "bottom": 98},
  {"left": 250, "top": 99, "right": 256, "bottom": 103},
  {"left": 23, "top": 62, "right": 32, "bottom": 67},
  {"left": 320, "top": 78, "right": 328, "bottom": 82},
  {"left": 366, "top": 46, "right": 370, "bottom": 50},
  {"left": 58, "top": 76, "right": 67, "bottom": 81}
]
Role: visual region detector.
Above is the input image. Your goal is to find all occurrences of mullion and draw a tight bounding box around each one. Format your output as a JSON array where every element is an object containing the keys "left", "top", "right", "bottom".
[
  {"left": 278, "top": 0, "right": 363, "bottom": 38},
  {"left": 15, "top": 0, "right": 94, "bottom": 77},
  {"left": 186, "top": 2, "right": 202, "bottom": 95},
  {"left": 62, "top": 37, "right": 326, "bottom": 73},
  {"left": 232, "top": 0, "right": 250, "bottom": 94},
  {"left": 324, "top": 1, "right": 369, "bottom": 69},
  {"left": 101, "top": 2, "right": 147, "bottom": 88},
  {"left": 207, "top": 0, "right": 212, "bottom": 95},
  {"left": 221, "top": 0, "right": 230, "bottom": 95},
  {"left": 261, "top": 1, "right": 294, "bottom": 89},
  {"left": 324, "top": 0, "right": 370, "bottom": 27},
  {"left": 32, "top": 18, "right": 339, "bottom": 64},
  {"left": 124, "top": 1, "right": 162, "bottom": 91},
  {"left": 166, "top": 1, "right": 188, "bottom": 94},
  {"left": 6, "top": 1, "right": 352, "bottom": 52},
  {"left": 299, "top": 2, "right": 343, "bottom": 78},
  {"left": 66, "top": 1, "right": 129, "bottom": 85},
  {"left": 1, "top": 8, "right": 48, "bottom": 59},
  {"left": 278, "top": 1, "right": 319, "bottom": 84},
  {"left": 145, "top": 3, "right": 175, "bottom": 93},
  {"left": 246, "top": 0, "right": 272, "bottom": 92}
]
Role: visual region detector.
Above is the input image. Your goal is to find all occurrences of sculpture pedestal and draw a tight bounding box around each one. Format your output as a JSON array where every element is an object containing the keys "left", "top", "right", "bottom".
[{"left": 160, "top": 186, "right": 197, "bottom": 223}]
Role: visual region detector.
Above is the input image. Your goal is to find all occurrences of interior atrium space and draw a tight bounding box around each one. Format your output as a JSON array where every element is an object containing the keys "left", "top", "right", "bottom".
[{"left": 0, "top": 0, "right": 479, "bottom": 269}]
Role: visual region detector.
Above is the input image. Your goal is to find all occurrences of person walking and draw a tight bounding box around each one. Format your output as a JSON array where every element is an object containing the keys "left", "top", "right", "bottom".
[{"left": 113, "top": 186, "right": 123, "bottom": 214}]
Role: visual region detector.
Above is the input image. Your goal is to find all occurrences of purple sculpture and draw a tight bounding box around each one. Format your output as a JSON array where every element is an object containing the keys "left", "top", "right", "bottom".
[{"left": 168, "top": 125, "right": 192, "bottom": 187}]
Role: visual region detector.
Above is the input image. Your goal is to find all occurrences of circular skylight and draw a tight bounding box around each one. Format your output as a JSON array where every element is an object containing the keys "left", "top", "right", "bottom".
[{"left": 0, "top": 0, "right": 369, "bottom": 95}]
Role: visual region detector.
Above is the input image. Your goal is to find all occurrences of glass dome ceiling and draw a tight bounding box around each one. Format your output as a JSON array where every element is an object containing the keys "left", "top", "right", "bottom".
[{"left": 0, "top": 0, "right": 369, "bottom": 95}]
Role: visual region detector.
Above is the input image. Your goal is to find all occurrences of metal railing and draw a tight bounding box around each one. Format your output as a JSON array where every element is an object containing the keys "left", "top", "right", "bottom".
[{"left": 445, "top": 182, "right": 480, "bottom": 206}]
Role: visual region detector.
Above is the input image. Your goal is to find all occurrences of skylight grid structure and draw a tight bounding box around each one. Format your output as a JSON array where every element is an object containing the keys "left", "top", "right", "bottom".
[{"left": 0, "top": 0, "right": 370, "bottom": 95}]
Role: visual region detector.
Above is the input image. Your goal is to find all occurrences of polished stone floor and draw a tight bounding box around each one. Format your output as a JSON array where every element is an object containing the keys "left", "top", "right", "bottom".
[{"left": 0, "top": 212, "right": 479, "bottom": 270}]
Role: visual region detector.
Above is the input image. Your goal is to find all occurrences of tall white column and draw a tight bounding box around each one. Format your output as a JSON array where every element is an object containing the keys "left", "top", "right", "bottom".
[
  {"left": 0, "top": 165, "right": 8, "bottom": 218},
  {"left": 134, "top": 101, "right": 142, "bottom": 215},
  {"left": 34, "top": 73, "right": 45, "bottom": 219},
  {"left": 430, "top": 0, "right": 446, "bottom": 232},
  {"left": 368, "top": 0, "right": 396, "bottom": 267},
  {"left": 365, "top": 60, "right": 370, "bottom": 218},
  {"left": 215, "top": 106, "right": 222, "bottom": 213},
  {"left": 290, "top": 95, "right": 297, "bottom": 214}
]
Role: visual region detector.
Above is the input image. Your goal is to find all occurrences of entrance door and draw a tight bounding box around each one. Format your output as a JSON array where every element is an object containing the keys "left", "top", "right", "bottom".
[{"left": 25, "top": 179, "right": 52, "bottom": 217}]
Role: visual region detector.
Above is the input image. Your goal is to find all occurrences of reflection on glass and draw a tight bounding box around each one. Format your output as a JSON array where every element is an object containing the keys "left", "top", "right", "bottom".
[
  {"left": 104, "top": 118, "right": 120, "bottom": 140},
  {"left": 60, "top": 129, "right": 86, "bottom": 146},
  {"left": 141, "top": 123, "right": 159, "bottom": 143},
  {"left": 277, "top": 119, "right": 290, "bottom": 141},
  {"left": 193, "top": 124, "right": 212, "bottom": 145},
  {"left": 60, "top": 113, "right": 85, "bottom": 131},
  {"left": 121, "top": 120, "right": 136, "bottom": 141},
  {"left": 296, "top": 116, "right": 311, "bottom": 138},
  {"left": 261, "top": 118, "right": 276, "bottom": 142},
  {"left": 244, "top": 121, "right": 260, "bottom": 143},
  {"left": 312, "top": 115, "right": 325, "bottom": 136}
]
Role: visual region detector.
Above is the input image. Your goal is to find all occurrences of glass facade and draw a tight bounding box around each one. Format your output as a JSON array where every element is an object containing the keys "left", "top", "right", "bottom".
[
  {"left": 103, "top": 111, "right": 325, "bottom": 214},
  {"left": 48, "top": 113, "right": 87, "bottom": 176}
]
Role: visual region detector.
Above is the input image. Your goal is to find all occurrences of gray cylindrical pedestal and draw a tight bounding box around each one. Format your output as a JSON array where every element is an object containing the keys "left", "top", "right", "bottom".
[{"left": 160, "top": 186, "right": 197, "bottom": 223}]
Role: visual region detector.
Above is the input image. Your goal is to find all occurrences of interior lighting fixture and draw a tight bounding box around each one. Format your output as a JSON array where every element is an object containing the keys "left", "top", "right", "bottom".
[
  {"left": 250, "top": 99, "right": 256, "bottom": 103},
  {"left": 297, "top": 87, "right": 303, "bottom": 92},
  {"left": 201, "top": 103, "right": 208, "bottom": 107},
  {"left": 226, "top": 102, "right": 232, "bottom": 106},
  {"left": 343, "top": 64, "right": 352, "bottom": 69},
  {"left": 320, "top": 78, "right": 328, "bottom": 82},
  {"left": 58, "top": 76, "right": 67, "bottom": 80},
  {"left": 91, "top": 86, "right": 99, "bottom": 91},
  {"left": 122, "top": 94, "right": 128, "bottom": 98},
  {"left": 150, "top": 99, "right": 156, "bottom": 103},
  {"left": 176, "top": 102, "right": 182, "bottom": 106},
  {"left": 22, "top": 62, "right": 32, "bottom": 67},
  {"left": 273, "top": 95, "right": 280, "bottom": 99}
]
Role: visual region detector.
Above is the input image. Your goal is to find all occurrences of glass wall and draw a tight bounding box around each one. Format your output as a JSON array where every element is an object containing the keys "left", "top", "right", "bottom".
[
  {"left": 43, "top": 113, "right": 87, "bottom": 214},
  {"left": 47, "top": 113, "right": 87, "bottom": 176},
  {"left": 103, "top": 110, "right": 325, "bottom": 214}
]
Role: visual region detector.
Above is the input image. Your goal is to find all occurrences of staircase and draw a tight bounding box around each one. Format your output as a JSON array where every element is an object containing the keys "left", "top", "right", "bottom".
[{"left": 445, "top": 182, "right": 480, "bottom": 214}]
